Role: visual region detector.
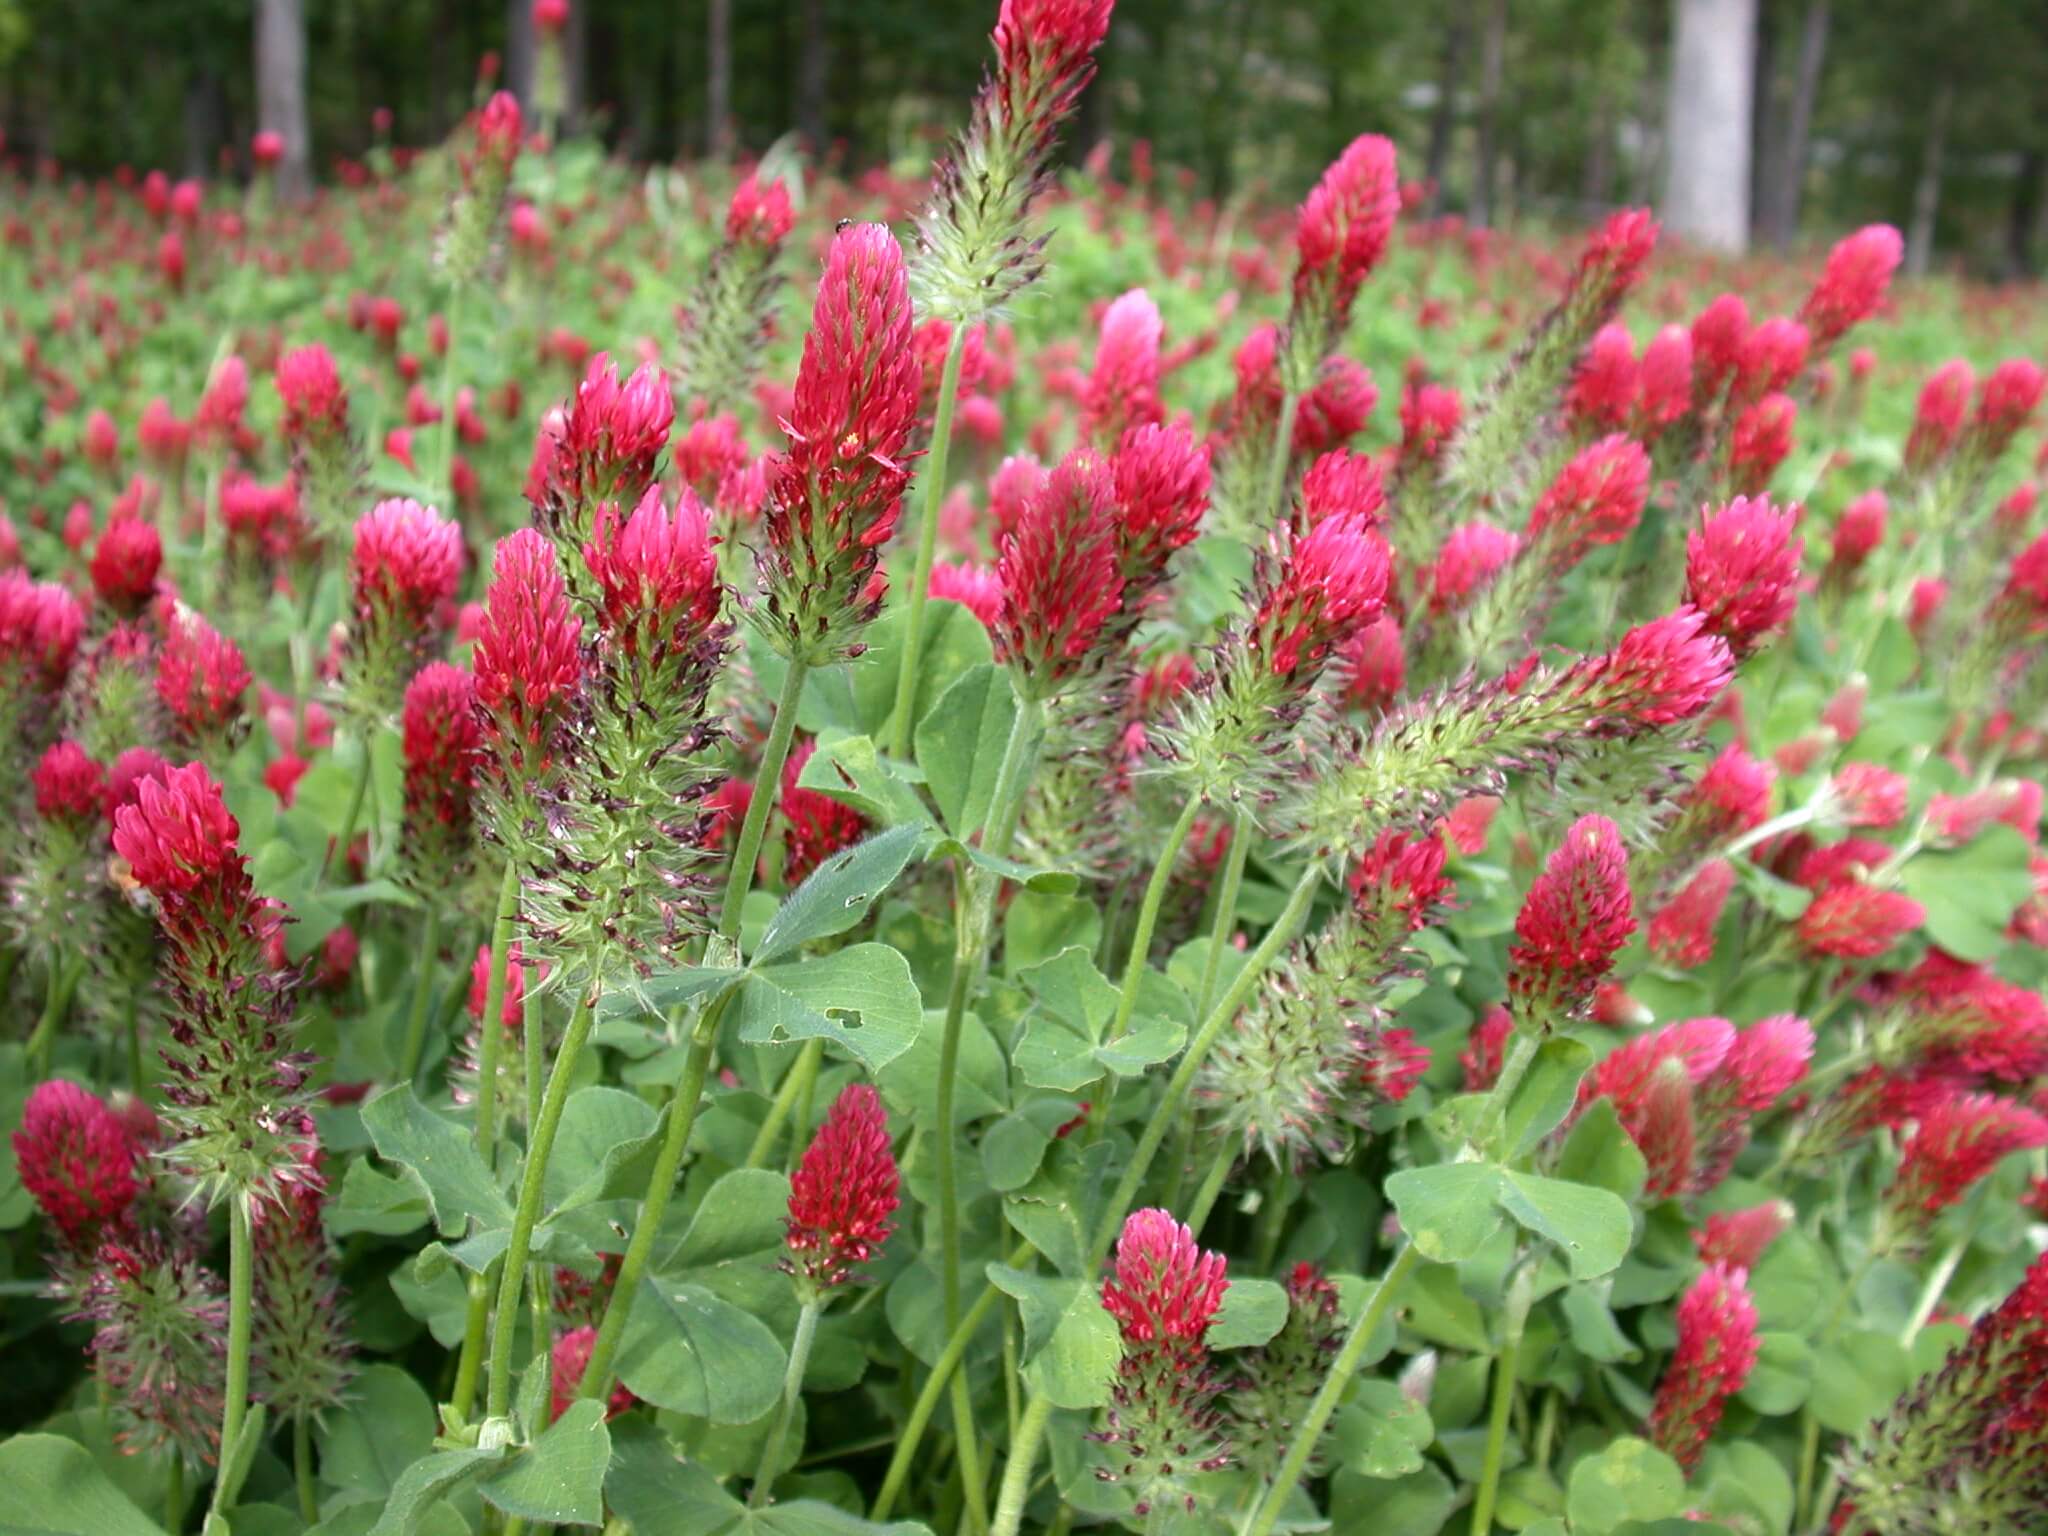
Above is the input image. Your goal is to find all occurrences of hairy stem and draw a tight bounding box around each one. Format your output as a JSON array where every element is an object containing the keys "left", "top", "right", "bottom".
[
  {"left": 719, "top": 659, "right": 810, "bottom": 945},
  {"left": 988, "top": 1395, "right": 1056, "bottom": 1536},
  {"left": 397, "top": 907, "right": 445, "bottom": 1082},
  {"left": 746, "top": 1037, "right": 823, "bottom": 1171},
  {"left": 1262, "top": 392, "right": 1301, "bottom": 522},
  {"left": 750, "top": 1299, "right": 823, "bottom": 1507},
  {"left": 473, "top": 861, "right": 521, "bottom": 1169},
  {"left": 294, "top": 1413, "right": 316, "bottom": 1525},
  {"left": 888, "top": 324, "right": 969, "bottom": 760},
  {"left": 212, "top": 1194, "right": 255, "bottom": 1516},
  {"left": 1469, "top": 1265, "right": 1535, "bottom": 1536}
]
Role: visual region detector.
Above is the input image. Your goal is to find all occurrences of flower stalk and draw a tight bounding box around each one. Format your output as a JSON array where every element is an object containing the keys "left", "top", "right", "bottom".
[{"left": 889, "top": 324, "right": 970, "bottom": 759}]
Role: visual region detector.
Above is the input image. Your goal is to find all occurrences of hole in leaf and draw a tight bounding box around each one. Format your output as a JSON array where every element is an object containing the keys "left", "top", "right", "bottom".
[{"left": 824, "top": 1007, "right": 865, "bottom": 1029}]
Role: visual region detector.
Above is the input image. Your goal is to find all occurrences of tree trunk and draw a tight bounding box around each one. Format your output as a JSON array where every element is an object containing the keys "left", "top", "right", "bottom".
[
  {"left": 2007, "top": 147, "right": 2045, "bottom": 280},
  {"left": 708, "top": 0, "right": 733, "bottom": 158},
  {"left": 1905, "top": 81, "right": 1953, "bottom": 277},
  {"left": 1758, "top": 0, "right": 1827, "bottom": 247},
  {"left": 1662, "top": 0, "right": 1756, "bottom": 252},
  {"left": 1581, "top": 93, "right": 1615, "bottom": 211},
  {"left": 1748, "top": 0, "right": 1777, "bottom": 229},
  {"left": 1424, "top": 8, "right": 1467, "bottom": 215},
  {"left": 182, "top": 66, "right": 224, "bottom": 181},
  {"left": 795, "top": 0, "right": 829, "bottom": 155},
  {"left": 562, "top": 0, "right": 588, "bottom": 132},
  {"left": 505, "top": 0, "right": 536, "bottom": 112},
  {"left": 253, "top": 0, "right": 311, "bottom": 200},
  {"left": 1472, "top": 0, "right": 1507, "bottom": 227}
]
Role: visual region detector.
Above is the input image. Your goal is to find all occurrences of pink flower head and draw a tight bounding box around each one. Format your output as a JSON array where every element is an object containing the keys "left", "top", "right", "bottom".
[
  {"left": 1584, "top": 1016, "right": 1734, "bottom": 1197},
  {"left": 0, "top": 572, "right": 87, "bottom": 694},
  {"left": 12, "top": 1080, "right": 140, "bottom": 1250},
  {"left": 1690, "top": 744, "right": 1777, "bottom": 836},
  {"left": 1692, "top": 294, "right": 1752, "bottom": 402},
  {"left": 1695, "top": 1202, "right": 1791, "bottom": 1271},
  {"left": 1649, "top": 859, "right": 1735, "bottom": 969},
  {"left": 546, "top": 353, "right": 675, "bottom": 511},
  {"left": 1250, "top": 512, "right": 1390, "bottom": 686},
  {"left": 1298, "top": 448, "right": 1386, "bottom": 529},
  {"left": 929, "top": 561, "right": 1003, "bottom": 629},
  {"left": 1566, "top": 323, "right": 1638, "bottom": 432},
  {"left": 1398, "top": 382, "right": 1461, "bottom": 466},
  {"left": 1084, "top": 289, "right": 1164, "bottom": 443},
  {"left": 1831, "top": 490, "right": 1887, "bottom": 570},
  {"left": 1831, "top": 762, "right": 1909, "bottom": 829},
  {"left": 1906, "top": 360, "right": 1976, "bottom": 475},
  {"left": 1574, "top": 606, "right": 1735, "bottom": 727},
  {"left": 1799, "top": 225, "right": 1902, "bottom": 352},
  {"left": 468, "top": 942, "right": 530, "bottom": 1030},
  {"left": 1633, "top": 324, "right": 1695, "bottom": 440},
  {"left": 725, "top": 172, "right": 794, "bottom": 246},
  {"left": 82, "top": 408, "right": 119, "bottom": 468},
  {"left": 33, "top": 740, "right": 106, "bottom": 826},
  {"left": 582, "top": 485, "right": 723, "bottom": 658},
  {"left": 1349, "top": 827, "right": 1451, "bottom": 932},
  {"left": 193, "top": 355, "right": 248, "bottom": 453},
  {"left": 761, "top": 223, "right": 921, "bottom": 660},
  {"left": 155, "top": 607, "right": 250, "bottom": 742},
  {"left": 111, "top": 760, "right": 243, "bottom": 900},
  {"left": 251, "top": 129, "right": 284, "bottom": 167},
  {"left": 1102, "top": 1208, "right": 1229, "bottom": 1347},
  {"left": 351, "top": 497, "right": 463, "bottom": 629},
  {"left": 275, "top": 345, "right": 348, "bottom": 443},
  {"left": 90, "top": 514, "right": 163, "bottom": 615},
  {"left": 1684, "top": 495, "right": 1803, "bottom": 658},
  {"left": 402, "top": 661, "right": 481, "bottom": 841},
  {"left": 1885, "top": 1090, "right": 2048, "bottom": 1238},
  {"left": 779, "top": 739, "right": 871, "bottom": 885},
  {"left": 533, "top": 0, "right": 570, "bottom": 36},
  {"left": 1292, "top": 134, "right": 1400, "bottom": 322},
  {"left": 1797, "top": 882, "right": 1923, "bottom": 959},
  {"left": 993, "top": 0, "right": 1115, "bottom": 91},
  {"left": 103, "top": 747, "right": 171, "bottom": 824},
  {"left": 1969, "top": 358, "right": 2047, "bottom": 464},
  {"left": 1341, "top": 613, "right": 1405, "bottom": 714},
  {"left": 549, "top": 1325, "right": 635, "bottom": 1422},
  {"left": 1294, "top": 358, "right": 1379, "bottom": 455},
  {"left": 138, "top": 398, "right": 190, "bottom": 467},
  {"left": 785, "top": 1082, "right": 900, "bottom": 1292},
  {"left": 1572, "top": 209, "right": 1659, "bottom": 314},
  {"left": 1461, "top": 1005, "right": 1515, "bottom": 1091},
  {"left": 1528, "top": 434, "right": 1650, "bottom": 564},
  {"left": 1697, "top": 1013, "right": 1814, "bottom": 1187},
  {"left": 1431, "top": 522, "right": 1520, "bottom": 614},
  {"left": 474, "top": 90, "right": 523, "bottom": 170},
  {"left": 1649, "top": 1262, "right": 1760, "bottom": 1473},
  {"left": 1728, "top": 392, "right": 1797, "bottom": 494},
  {"left": 473, "top": 529, "right": 584, "bottom": 758},
  {"left": 1732, "top": 316, "right": 1810, "bottom": 406},
  {"left": 990, "top": 453, "right": 1049, "bottom": 537},
  {"left": 995, "top": 450, "right": 1125, "bottom": 697},
  {"left": 1508, "top": 814, "right": 1635, "bottom": 1023},
  {"left": 1109, "top": 421, "right": 1209, "bottom": 588}
]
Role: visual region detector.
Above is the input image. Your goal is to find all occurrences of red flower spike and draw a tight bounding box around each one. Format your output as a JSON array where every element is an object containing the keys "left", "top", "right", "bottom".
[
  {"left": 0, "top": 573, "right": 87, "bottom": 695},
  {"left": 1648, "top": 859, "right": 1734, "bottom": 969},
  {"left": 929, "top": 561, "right": 1003, "bottom": 630},
  {"left": 1649, "top": 1262, "right": 1760, "bottom": 1473},
  {"left": 784, "top": 1082, "right": 900, "bottom": 1293},
  {"left": 1830, "top": 762, "right": 1908, "bottom": 829},
  {"left": 995, "top": 449, "right": 1125, "bottom": 696},
  {"left": 1431, "top": 522, "right": 1520, "bottom": 614},
  {"left": 1797, "top": 882, "right": 1924, "bottom": 959},
  {"left": 1249, "top": 512, "right": 1390, "bottom": 686},
  {"left": 1349, "top": 828, "right": 1451, "bottom": 933},
  {"left": 545, "top": 353, "right": 676, "bottom": 512},
  {"left": 155, "top": 607, "right": 251, "bottom": 743},
  {"left": 582, "top": 485, "right": 723, "bottom": 656},
  {"left": 1691, "top": 294, "right": 1751, "bottom": 402},
  {"left": 1508, "top": 814, "right": 1635, "bottom": 1025},
  {"left": 1685, "top": 496, "right": 1803, "bottom": 658},
  {"left": 1886, "top": 1091, "right": 2048, "bottom": 1243},
  {"left": 1566, "top": 323, "right": 1637, "bottom": 433},
  {"left": 1732, "top": 316, "right": 1810, "bottom": 407},
  {"left": 1101, "top": 1208, "right": 1229, "bottom": 1347},
  {"left": 474, "top": 529, "right": 584, "bottom": 759},
  {"left": 1299, "top": 448, "right": 1386, "bottom": 529},
  {"left": 1800, "top": 226, "right": 1902, "bottom": 352},
  {"left": 550, "top": 1327, "right": 635, "bottom": 1422},
  {"left": 275, "top": 345, "right": 348, "bottom": 442},
  {"left": 1727, "top": 392, "right": 1797, "bottom": 494},
  {"left": 1696, "top": 1203, "right": 1792, "bottom": 1272},
  {"left": 1398, "top": 382, "right": 1461, "bottom": 466},
  {"left": 90, "top": 515, "right": 163, "bottom": 615},
  {"left": 1633, "top": 324, "right": 1694, "bottom": 440},
  {"left": 352, "top": 498, "right": 463, "bottom": 630},
  {"left": 779, "top": 739, "right": 870, "bottom": 886},
  {"left": 1689, "top": 745, "right": 1776, "bottom": 836},
  {"left": 1831, "top": 491, "right": 1887, "bottom": 572},
  {"left": 1461, "top": 1005, "right": 1514, "bottom": 1091},
  {"left": 1527, "top": 434, "right": 1650, "bottom": 566},
  {"left": 725, "top": 172, "right": 793, "bottom": 246},
  {"left": 1083, "top": 289, "right": 1164, "bottom": 444},
  {"left": 1905, "top": 360, "right": 1975, "bottom": 476},
  {"left": 12, "top": 1079, "right": 140, "bottom": 1251},
  {"left": 1573, "top": 607, "right": 1735, "bottom": 727},
  {"left": 401, "top": 661, "right": 481, "bottom": 868},
  {"left": 1109, "top": 421, "right": 1209, "bottom": 586}
]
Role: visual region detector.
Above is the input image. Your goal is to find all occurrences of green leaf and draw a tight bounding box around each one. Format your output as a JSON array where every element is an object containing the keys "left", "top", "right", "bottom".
[
  {"left": 670, "top": 1167, "right": 793, "bottom": 1268},
  {"left": 318, "top": 1365, "right": 440, "bottom": 1509},
  {"left": 604, "top": 1419, "right": 751, "bottom": 1536},
  {"left": 361, "top": 1087, "right": 512, "bottom": 1238},
  {"left": 1385, "top": 1164, "right": 1507, "bottom": 1264},
  {"left": 1900, "top": 823, "right": 2037, "bottom": 962},
  {"left": 985, "top": 1269, "right": 1117, "bottom": 1410},
  {"left": 1332, "top": 1380, "right": 1434, "bottom": 1479},
  {"left": 754, "top": 823, "right": 926, "bottom": 965},
  {"left": 1565, "top": 1436, "right": 1688, "bottom": 1534},
  {"left": 1207, "top": 1278, "right": 1289, "bottom": 1349},
  {"left": 1013, "top": 946, "right": 1184, "bottom": 1089},
  {"left": 915, "top": 663, "right": 1019, "bottom": 840},
  {"left": 1739, "top": 1332, "right": 1813, "bottom": 1415},
  {"left": 852, "top": 594, "right": 994, "bottom": 743},
  {"left": 547, "top": 1086, "right": 659, "bottom": 1209},
  {"left": 981, "top": 1113, "right": 1052, "bottom": 1194},
  {"left": 1003, "top": 893, "right": 1103, "bottom": 980},
  {"left": 1696, "top": 1441, "right": 1795, "bottom": 1535},
  {"left": 1335, "top": 1464, "right": 1455, "bottom": 1535},
  {"left": 1497, "top": 1170, "right": 1634, "bottom": 1280},
  {"left": 366, "top": 1448, "right": 504, "bottom": 1536},
  {"left": 1562, "top": 1280, "right": 1639, "bottom": 1363},
  {"left": 1554, "top": 1099, "right": 1649, "bottom": 1204},
  {"left": 478, "top": 1400, "right": 611, "bottom": 1527},
  {"left": 735, "top": 944, "right": 924, "bottom": 1072},
  {"left": 616, "top": 1278, "right": 788, "bottom": 1424},
  {"left": 605, "top": 963, "right": 744, "bottom": 1022},
  {"left": 1809, "top": 1329, "right": 1910, "bottom": 1436},
  {"left": 795, "top": 733, "right": 931, "bottom": 829},
  {"left": 0, "top": 1433, "right": 168, "bottom": 1536},
  {"left": 329, "top": 1157, "right": 432, "bottom": 1238},
  {"left": 1500, "top": 1038, "right": 1593, "bottom": 1160}
]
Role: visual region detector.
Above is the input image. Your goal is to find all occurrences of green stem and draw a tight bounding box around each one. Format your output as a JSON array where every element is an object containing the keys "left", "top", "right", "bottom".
[
  {"left": 1902, "top": 1230, "right": 1970, "bottom": 1348},
  {"left": 26, "top": 956, "right": 83, "bottom": 1079},
  {"left": 437, "top": 283, "right": 465, "bottom": 501},
  {"left": 293, "top": 1413, "right": 316, "bottom": 1525},
  {"left": 719, "top": 659, "right": 810, "bottom": 945},
  {"left": 988, "top": 1395, "right": 1055, "bottom": 1536},
  {"left": 450, "top": 1270, "right": 490, "bottom": 1423},
  {"left": 749, "top": 1299, "right": 823, "bottom": 1507},
  {"left": 1469, "top": 1267, "right": 1535, "bottom": 1536},
  {"left": 321, "top": 733, "right": 375, "bottom": 882},
  {"left": 1109, "top": 797, "right": 1204, "bottom": 1039},
  {"left": 474, "top": 862, "right": 521, "bottom": 1169},
  {"left": 1086, "top": 865, "right": 1324, "bottom": 1272},
  {"left": 577, "top": 997, "right": 725, "bottom": 1403},
  {"left": 212, "top": 1194, "right": 255, "bottom": 1517},
  {"left": 1251, "top": 1167, "right": 1297, "bottom": 1273},
  {"left": 746, "top": 1038, "right": 822, "bottom": 1170},
  {"left": 485, "top": 993, "right": 597, "bottom": 1423},
  {"left": 124, "top": 990, "right": 142, "bottom": 1094},
  {"left": 167, "top": 1458, "right": 183, "bottom": 1535},
  {"left": 1242, "top": 1243, "right": 1422, "bottom": 1536},
  {"left": 397, "top": 908, "right": 445, "bottom": 1082},
  {"left": 1192, "top": 809, "right": 1251, "bottom": 1022},
  {"left": 1187, "top": 1141, "right": 1237, "bottom": 1235},
  {"left": 523, "top": 974, "right": 544, "bottom": 1136},
  {"left": 869, "top": 1249, "right": 1029, "bottom": 1522},
  {"left": 888, "top": 325, "right": 969, "bottom": 760},
  {"left": 1262, "top": 392, "right": 1301, "bottom": 521}
]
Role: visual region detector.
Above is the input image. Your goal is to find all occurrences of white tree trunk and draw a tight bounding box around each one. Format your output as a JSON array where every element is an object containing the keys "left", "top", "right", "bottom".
[
  {"left": 254, "top": 0, "right": 311, "bottom": 201},
  {"left": 1662, "top": 0, "right": 1756, "bottom": 253}
]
